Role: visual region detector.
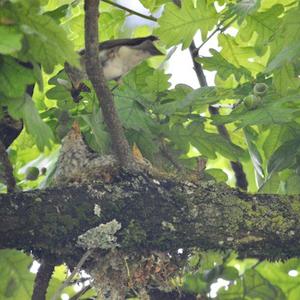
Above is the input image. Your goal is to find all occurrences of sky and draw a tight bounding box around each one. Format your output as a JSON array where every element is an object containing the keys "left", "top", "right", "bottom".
[{"left": 117, "top": 0, "right": 218, "bottom": 87}]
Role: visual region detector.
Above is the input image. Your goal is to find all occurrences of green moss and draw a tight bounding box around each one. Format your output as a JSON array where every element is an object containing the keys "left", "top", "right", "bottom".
[
  {"left": 121, "top": 220, "right": 147, "bottom": 248},
  {"left": 291, "top": 198, "right": 300, "bottom": 216}
]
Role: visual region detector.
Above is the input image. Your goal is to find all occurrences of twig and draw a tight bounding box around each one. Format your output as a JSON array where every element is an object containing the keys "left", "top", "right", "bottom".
[
  {"left": 102, "top": 0, "right": 157, "bottom": 22},
  {"left": 84, "top": 0, "right": 135, "bottom": 168},
  {"left": 0, "top": 140, "right": 16, "bottom": 192},
  {"left": 31, "top": 260, "right": 55, "bottom": 300},
  {"left": 69, "top": 285, "right": 92, "bottom": 300},
  {"left": 51, "top": 249, "right": 93, "bottom": 300},
  {"left": 195, "top": 18, "right": 236, "bottom": 54}
]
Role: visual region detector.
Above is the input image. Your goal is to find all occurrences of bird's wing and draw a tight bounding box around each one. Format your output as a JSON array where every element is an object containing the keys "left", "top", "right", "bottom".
[{"left": 79, "top": 36, "right": 158, "bottom": 55}]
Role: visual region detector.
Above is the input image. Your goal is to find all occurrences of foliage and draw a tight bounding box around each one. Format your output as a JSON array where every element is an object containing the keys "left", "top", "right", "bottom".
[{"left": 1, "top": 0, "right": 300, "bottom": 298}]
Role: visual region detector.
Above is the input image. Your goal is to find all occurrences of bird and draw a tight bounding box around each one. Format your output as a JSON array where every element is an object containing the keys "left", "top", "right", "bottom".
[
  {"left": 64, "top": 36, "right": 163, "bottom": 100},
  {"left": 51, "top": 121, "right": 118, "bottom": 186}
]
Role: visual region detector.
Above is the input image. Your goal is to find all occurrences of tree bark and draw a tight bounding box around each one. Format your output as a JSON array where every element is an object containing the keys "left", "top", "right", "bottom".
[
  {"left": 0, "top": 170, "right": 299, "bottom": 264},
  {"left": 83, "top": 0, "right": 135, "bottom": 168}
]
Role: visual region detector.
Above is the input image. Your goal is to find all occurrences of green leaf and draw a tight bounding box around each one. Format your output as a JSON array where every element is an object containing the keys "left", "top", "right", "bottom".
[
  {"left": 122, "top": 62, "right": 155, "bottom": 92},
  {"left": 213, "top": 98, "right": 297, "bottom": 128},
  {"left": 262, "top": 125, "right": 297, "bottom": 158},
  {"left": 144, "top": 69, "right": 171, "bottom": 98},
  {"left": 114, "top": 87, "right": 155, "bottom": 133},
  {"left": 179, "top": 86, "right": 235, "bottom": 110},
  {"left": 267, "top": 139, "right": 300, "bottom": 174},
  {"left": 244, "top": 127, "right": 264, "bottom": 187},
  {"left": 285, "top": 174, "right": 300, "bottom": 194},
  {"left": 231, "top": 0, "right": 261, "bottom": 24},
  {"left": 266, "top": 41, "right": 300, "bottom": 73},
  {"left": 0, "top": 56, "right": 34, "bottom": 97},
  {"left": 219, "top": 34, "right": 262, "bottom": 74},
  {"left": 238, "top": 5, "right": 283, "bottom": 54},
  {"left": 16, "top": 6, "right": 79, "bottom": 73},
  {"left": 139, "top": 0, "right": 170, "bottom": 11},
  {"left": 256, "top": 259, "right": 300, "bottom": 298},
  {"left": 7, "top": 95, "right": 54, "bottom": 151},
  {"left": 0, "top": 249, "right": 34, "bottom": 300},
  {"left": 205, "top": 168, "right": 228, "bottom": 182},
  {"left": 272, "top": 64, "right": 300, "bottom": 95},
  {"left": 218, "top": 269, "right": 285, "bottom": 300},
  {"left": 99, "top": 10, "right": 126, "bottom": 41},
  {"left": 197, "top": 49, "right": 252, "bottom": 82},
  {"left": 183, "top": 272, "right": 207, "bottom": 294},
  {"left": 0, "top": 25, "right": 23, "bottom": 54},
  {"left": 126, "top": 129, "right": 159, "bottom": 161},
  {"left": 44, "top": 4, "right": 69, "bottom": 22},
  {"left": 81, "top": 107, "right": 110, "bottom": 154},
  {"left": 168, "top": 123, "right": 245, "bottom": 161},
  {"left": 259, "top": 172, "right": 280, "bottom": 194},
  {"left": 157, "top": 84, "right": 193, "bottom": 115},
  {"left": 155, "top": 0, "right": 217, "bottom": 48},
  {"left": 221, "top": 267, "right": 239, "bottom": 281}
]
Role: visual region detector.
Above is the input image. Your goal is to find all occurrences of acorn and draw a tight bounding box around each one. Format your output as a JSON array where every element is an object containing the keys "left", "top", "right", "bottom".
[
  {"left": 253, "top": 83, "right": 268, "bottom": 97},
  {"left": 243, "top": 94, "right": 262, "bottom": 110},
  {"left": 26, "top": 167, "right": 39, "bottom": 181}
]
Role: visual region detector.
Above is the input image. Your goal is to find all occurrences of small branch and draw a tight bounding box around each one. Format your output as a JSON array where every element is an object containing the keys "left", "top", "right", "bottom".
[
  {"left": 102, "top": 0, "right": 157, "bottom": 21},
  {"left": 84, "top": 0, "right": 135, "bottom": 167},
  {"left": 189, "top": 41, "right": 207, "bottom": 87},
  {"left": 195, "top": 18, "right": 237, "bottom": 54},
  {"left": 32, "top": 260, "right": 55, "bottom": 300},
  {"left": 51, "top": 250, "right": 93, "bottom": 300},
  {"left": 189, "top": 41, "right": 248, "bottom": 190},
  {"left": 69, "top": 285, "right": 92, "bottom": 300},
  {"left": 0, "top": 112, "right": 23, "bottom": 149},
  {"left": 0, "top": 139, "right": 16, "bottom": 192}
]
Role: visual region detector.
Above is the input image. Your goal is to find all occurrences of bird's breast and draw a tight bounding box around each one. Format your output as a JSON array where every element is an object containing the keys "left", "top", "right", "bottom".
[{"left": 99, "top": 46, "right": 151, "bottom": 81}]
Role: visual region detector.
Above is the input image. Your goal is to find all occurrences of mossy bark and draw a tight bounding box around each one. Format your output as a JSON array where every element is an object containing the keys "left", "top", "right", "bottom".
[{"left": 0, "top": 171, "right": 299, "bottom": 264}]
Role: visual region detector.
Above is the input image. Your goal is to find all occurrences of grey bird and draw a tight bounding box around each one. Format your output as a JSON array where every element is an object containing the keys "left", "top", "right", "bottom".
[{"left": 64, "top": 36, "right": 163, "bottom": 100}]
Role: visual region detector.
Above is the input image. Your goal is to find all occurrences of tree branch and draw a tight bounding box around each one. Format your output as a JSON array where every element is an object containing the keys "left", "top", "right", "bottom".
[
  {"left": 0, "top": 139, "right": 16, "bottom": 192},
  {"left": 51, "top": 249, "right": 93, "bottom": 300},
  {"left": 0, "top": 112, "right": 23, "bottom": 149},
  {"left": 32, "top": 260, "right": 55, "bottom": 300},
  {"left": 189, "top": 41, "right": 248, "bottom": 190},
  {"left": 102, "top": 0, "right": 157, "bottom": 21},
  {"left": 0, "top": 171, "right": 299, "bottom": 261},
  {"left": 84, "top": 0, "right": 135, "bottom": 168}
]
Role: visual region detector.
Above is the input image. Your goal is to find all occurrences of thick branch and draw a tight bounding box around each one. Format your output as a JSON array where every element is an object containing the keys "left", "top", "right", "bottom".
[
  {"left": 0, "top": 139, "right": 16, "bottom": 192},
  {"left": 84, "top": 0, "right": 135, "bottom": 167},
  {"left": 0, "top": 171, "right": 299, "bottom": 262}
]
